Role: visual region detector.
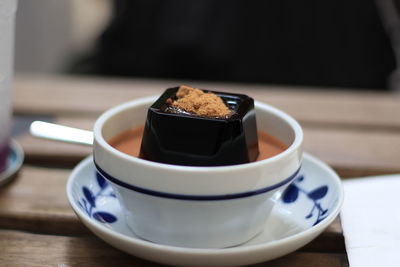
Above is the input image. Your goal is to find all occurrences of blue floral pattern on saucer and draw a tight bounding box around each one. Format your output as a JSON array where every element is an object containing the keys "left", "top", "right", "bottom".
[
  {"left": 282, "top": 175, "right": 329, "bottom": 225},
  {"left": 77, "top": 172, "right": 117, "bottom": 223}
]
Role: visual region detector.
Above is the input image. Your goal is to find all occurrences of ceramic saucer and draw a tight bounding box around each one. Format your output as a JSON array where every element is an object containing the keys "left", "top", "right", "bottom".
[
  {"left": 67, "top": 153, "right": 343, "bottom": 266},
  {"left": 0, "top": 139, "right": 24, "bottom": 186}
]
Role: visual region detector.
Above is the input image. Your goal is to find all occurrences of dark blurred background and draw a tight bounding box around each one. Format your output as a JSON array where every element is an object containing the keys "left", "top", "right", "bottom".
[{"left": 15, "top": 0, "right": 398, "bottom": 90}]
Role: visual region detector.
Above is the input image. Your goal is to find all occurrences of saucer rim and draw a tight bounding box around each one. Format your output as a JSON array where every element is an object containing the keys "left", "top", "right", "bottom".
[
  {"left": 0, "top": 139, "right": 24, "bottom": 186},
  {"left": 67, "top": 152, "right": 343, "bottom": 262}
]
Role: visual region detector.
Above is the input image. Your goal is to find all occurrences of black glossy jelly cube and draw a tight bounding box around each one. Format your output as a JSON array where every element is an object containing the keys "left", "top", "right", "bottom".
[{"left": 139, "top": 87, "right": 259, "bottom": 166}]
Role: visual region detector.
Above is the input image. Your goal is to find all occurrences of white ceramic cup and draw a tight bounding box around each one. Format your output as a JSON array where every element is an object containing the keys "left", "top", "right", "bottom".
[{"left": 93, "top": 96, "right": 303, "bottom": 248}]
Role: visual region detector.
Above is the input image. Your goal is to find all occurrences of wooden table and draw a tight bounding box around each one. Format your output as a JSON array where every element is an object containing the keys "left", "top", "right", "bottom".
[{"left": 2, "top": 74, "right": 400, "bottom": 266}]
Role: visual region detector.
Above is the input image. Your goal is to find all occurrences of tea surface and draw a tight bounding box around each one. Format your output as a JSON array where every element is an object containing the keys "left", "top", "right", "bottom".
[{"left": 108, "top": 125, "right": 287, "bottom": 163}]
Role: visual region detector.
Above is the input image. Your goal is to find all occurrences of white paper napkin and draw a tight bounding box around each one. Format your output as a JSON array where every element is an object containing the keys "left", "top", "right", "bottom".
[{"left": 341, "top": 174, "right": 400, "bottom": 267}]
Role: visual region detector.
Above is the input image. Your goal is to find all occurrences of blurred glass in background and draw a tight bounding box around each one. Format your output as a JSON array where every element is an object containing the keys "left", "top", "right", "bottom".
[
  {"left": 14, "top": 0, "right": 399, "bottom": 91},
  {"left": 0, "top": 0, "right": 17, "bottom": 172}
]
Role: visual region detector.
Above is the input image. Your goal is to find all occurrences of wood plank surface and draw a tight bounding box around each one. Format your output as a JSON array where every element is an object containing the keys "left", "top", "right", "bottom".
[
  {"left": 13, "top": 74, "right": 400, "bottom": 176},
  {"left": 0, "top": 165, "right": 344, "bottom": 251},
  {"left": 13, "top": 75, "right": 400, "bottom": 129},
  {"left": 0, "top": 230, "right": 348, "bottom": 267},
  {"left": 0, "top": 166, "right": 88, "bottom": 235},
  {"left": 14, "top": 115, "right": 400, "bottom": 177}
]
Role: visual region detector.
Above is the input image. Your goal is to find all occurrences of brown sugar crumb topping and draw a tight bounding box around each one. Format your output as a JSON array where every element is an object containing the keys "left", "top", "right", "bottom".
[{"left": 167, "top": 85, "right": 231, "bottom": 117}]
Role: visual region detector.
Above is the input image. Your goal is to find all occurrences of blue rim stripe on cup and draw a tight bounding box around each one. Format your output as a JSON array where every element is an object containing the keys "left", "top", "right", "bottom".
[{"left": 94, "top": 160, "right": 301, "bottom": 201}]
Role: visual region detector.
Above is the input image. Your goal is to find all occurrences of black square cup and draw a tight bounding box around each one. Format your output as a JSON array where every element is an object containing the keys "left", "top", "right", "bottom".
[{"left": 139, "top": 87, "right": 259, "bottom": 166}]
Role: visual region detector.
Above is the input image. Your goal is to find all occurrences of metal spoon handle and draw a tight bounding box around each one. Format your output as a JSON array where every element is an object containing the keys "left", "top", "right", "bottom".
[{"left": 29, "top": 121, "right": 93, "bottom": 146}]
